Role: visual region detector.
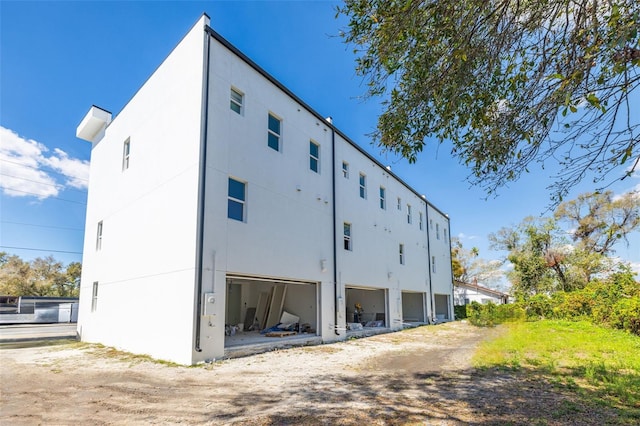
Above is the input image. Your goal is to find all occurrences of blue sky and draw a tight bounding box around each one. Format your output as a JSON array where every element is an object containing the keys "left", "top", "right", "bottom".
[{"left": 1, "top": 1, "right": 638, "bottom": 283}]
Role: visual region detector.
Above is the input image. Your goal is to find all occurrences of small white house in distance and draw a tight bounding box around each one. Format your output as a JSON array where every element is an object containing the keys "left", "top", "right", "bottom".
[
  {"left": 75, "top": 14, "right": 454, "bottom": 365},
  {"left": 453, "top": 280, "right": 509, "bottom": 306}
]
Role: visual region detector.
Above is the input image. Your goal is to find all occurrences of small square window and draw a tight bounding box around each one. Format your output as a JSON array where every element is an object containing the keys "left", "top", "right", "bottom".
[
  {"left": 399, "top": 244, "right": 405, "bottom": 265},
  {"left": 310, "top": 141, "right": 320, "bottom": 173},
  {"left": 96, "top": 221, "right": 103, "bottom": 251},
  {"left": 344, "top": 222, "right": 352, "bottom": 251},
  {"left": 379, "top": 187, "right": 386, "bottom": 209},
  {"left": 230, "top": 88, "right": 243, "bottom": 114},
  {"left": 342, "top": 162, "right": 349, "bottom": 178},
  {"left": 122, "top": 138, "right": 130, "bottom": 171},
  {"left": 268, "top": 113, "right": 281, "bottom": 151},
  {"left": 359, "top": 173, "right": 366, "bottom": 199},
  {"left": 228, "top": 178, "right": 246, "bottom": 222}
]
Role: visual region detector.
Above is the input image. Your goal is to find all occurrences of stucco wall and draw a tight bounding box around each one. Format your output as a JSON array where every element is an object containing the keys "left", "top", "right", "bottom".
[{"left": 77, "top": 15, "right": 209, "bottom": 365}]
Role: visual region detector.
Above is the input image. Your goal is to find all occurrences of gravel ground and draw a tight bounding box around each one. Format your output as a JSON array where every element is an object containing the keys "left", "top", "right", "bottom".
[{"left": 0, "top": 321, "right": 624, "bottom": 425}]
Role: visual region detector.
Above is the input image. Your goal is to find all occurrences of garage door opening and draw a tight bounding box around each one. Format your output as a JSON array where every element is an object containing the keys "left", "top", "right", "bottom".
[
  {"left": 434, "top": 294, "right": 451, "bottom": 322},
  {"left": 401, "top": 291, "right": 426, "bottom": 326},
  {"left": 345, "top": 286, "right": 387, "bottom": 333},
  {"left": 224, "top": 276, "right": 319, "bottom": 349}
]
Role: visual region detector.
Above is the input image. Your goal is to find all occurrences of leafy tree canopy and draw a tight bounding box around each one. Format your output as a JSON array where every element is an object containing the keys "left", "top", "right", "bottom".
[
  {"left": 0, "top": 252, "right": 81, "bottom": 297},
  {"left": 489, "top": 190, "right": 639, "bottom": 297},
  {"left": 338, "top": 0, "right": 640, "bottom": 202}
]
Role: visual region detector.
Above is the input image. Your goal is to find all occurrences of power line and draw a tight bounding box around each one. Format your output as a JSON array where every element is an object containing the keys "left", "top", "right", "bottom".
[
  {"left": 0, "top": 158, "right": 89, "bottom": 182},
  {"left": 0, "top": 187, "right": 87, "bottom": 205},
  {"left": 0, "top": 246, "right": 82, "bottom": 255},
  {"left": 0, "top": 172, "right": 88, "bottom": 194},
  {"left": 1, "top": 221, "right": 84, "bottom": 232}
]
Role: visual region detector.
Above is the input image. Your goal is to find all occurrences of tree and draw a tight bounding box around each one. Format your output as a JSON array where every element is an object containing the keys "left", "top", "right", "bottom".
[
  {"left": 490, "top": 217, "right": 571, "bottom": 297},
  {"left": 451, "top": 238, "right": 504, "bottom": 287},
  {"left": 0, "top": 252, "right": 81, "bottom": 297},
  {"left": 554, "top": 190, "right": 640, "bottom": 255},
  {"left": 489, "top": 190, "right": 638, "bottom": 297},
  {"left": 337, "top": 0, "right": 640, "bottom": 202}
]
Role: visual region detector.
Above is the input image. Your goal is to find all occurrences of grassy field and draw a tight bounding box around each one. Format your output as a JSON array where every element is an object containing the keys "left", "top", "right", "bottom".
[{"left": 473, "top": 320, "right": 640, "bottom": 421}]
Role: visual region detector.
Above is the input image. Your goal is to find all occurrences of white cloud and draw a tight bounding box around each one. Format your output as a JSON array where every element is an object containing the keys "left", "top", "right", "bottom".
[
  {"left": 0, "top": 126, "right": 89, "bottom": 200},
  {"left": 457, "top": 232, "right": 479, "bottom": 240},
  {"left": 44, "top": 148, "right": 90, "bottom": 189}
]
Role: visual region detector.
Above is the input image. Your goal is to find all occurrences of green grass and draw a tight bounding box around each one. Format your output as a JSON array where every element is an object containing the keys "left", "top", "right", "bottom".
[{"left": 474, "top": 320, "right": 640, "bottom": 416}]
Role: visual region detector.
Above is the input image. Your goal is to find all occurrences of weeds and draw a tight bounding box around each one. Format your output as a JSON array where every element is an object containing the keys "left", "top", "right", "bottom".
[{"left": 474, "top": 320, "right": 640, "bottom": 420}]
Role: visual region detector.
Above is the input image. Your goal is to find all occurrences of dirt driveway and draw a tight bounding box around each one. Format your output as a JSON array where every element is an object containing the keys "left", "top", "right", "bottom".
[{"left": 0, "top": 322, "right": 618, "bottom": 425}]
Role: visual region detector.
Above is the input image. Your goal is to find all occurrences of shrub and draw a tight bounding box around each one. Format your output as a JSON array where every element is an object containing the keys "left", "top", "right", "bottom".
[
  {"left": 521, "top": 294, "right": 554, "bottom": 320},
  {"left": 610, "top": 297, "right": 640, "bottom": 336},
  {"left": 466, "top": 302, "right": 525, "bottom": 327},
  {"left": 553, "top": 291, "right": 594, "bottom": 319},
  {"left": 454, "top": 305, "right": 467, "bottom": 319}
]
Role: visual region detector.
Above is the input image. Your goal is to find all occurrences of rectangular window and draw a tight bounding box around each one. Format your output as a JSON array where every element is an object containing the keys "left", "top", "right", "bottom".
[
  {"left": 343, "top": 222, "right": 352, "bottom": 251},
  {"left": 431, "top": 256, "right": 436, "bottom": 273},
  {"left": 96, "top": 221, "right": 103, "bottom": 251},
  {"left": 436, "top": 223, "right": 440, "bottom": 240},
  {"left": 399, "top": 244, "right": 405, "bottom": 265},
  {"left": 230, "top": 87, "right": 243, "bottom": 114},
  {"left": 359, "top": 173, "right": 366, "bottom": 199},
  {"left": 267, "top": 113, "right": 281, "bottom": 151},
  {"left": 397, "top": 197, "right": 401, "bottom": 210},
  {"left": 379, "top": 186, "right": 386, "bottom": 209},
  {"left": 122, "top": 138, "right": 130, "bottom": 170},
  {"left": 407, "top": 204, "right": 412, "bottom": 224},
  {"left": 309, "top": 141, "right": 320, "bottom": 173},
  {"left": 419, "top": 212, "right": 424, "bottom": 230},
  {"left": 342, "top": 161, "right": 349, "bottom": 178},
  {"left": 444, "top": 227, "right": 448, "bottom": 243},
  {"left": 430, "top": 219, "right": 434, "bottom": 229},
  {"left": 91, "top": 281, "right": 98, "bottom": 312},
  {"left": 228, "top": 177, "right": 246, "bottom": 222}
]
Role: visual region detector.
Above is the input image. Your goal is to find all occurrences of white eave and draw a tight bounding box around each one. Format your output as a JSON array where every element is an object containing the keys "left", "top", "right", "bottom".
[{"left": 76, "top": 106, "right": 112, "bottom": 143}]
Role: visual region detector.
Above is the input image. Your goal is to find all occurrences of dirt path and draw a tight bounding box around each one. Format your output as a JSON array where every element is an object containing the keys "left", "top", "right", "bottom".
[{"left": 0, "top": 322, "right": 620, "bottom": 425}]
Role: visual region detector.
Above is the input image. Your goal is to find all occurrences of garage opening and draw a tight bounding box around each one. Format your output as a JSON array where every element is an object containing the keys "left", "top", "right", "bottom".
[
  {"left": 345, "top": 286, "right": 387, "bottom": 333},
  {"left": 224, "top": 276, "right": 319, "bottom": 349},
  {"left": 401, "top": 291, "right": 426, "bottom": 325},
  {"left": 434, "top": 293, "right": 451, "bottom": 321}
]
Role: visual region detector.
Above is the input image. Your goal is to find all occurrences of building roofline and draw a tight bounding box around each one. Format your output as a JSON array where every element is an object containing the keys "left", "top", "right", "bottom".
[
  {"left": 454, "top": 279, "right": 508, "bottom": 297},
  {"left": 204, "top": 25, "right": 450, "bottom": 220}
]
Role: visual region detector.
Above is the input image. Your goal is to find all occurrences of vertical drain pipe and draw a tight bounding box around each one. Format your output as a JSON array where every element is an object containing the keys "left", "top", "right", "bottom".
[
  {"left": 329, "top": 118, "right": 340, "bottom": 335},
  {"left": 425, "top": 205, "right": 435, "bottom": 324},
  {"left": 194, "top": 30, "right": 212, "bottom": 353}
]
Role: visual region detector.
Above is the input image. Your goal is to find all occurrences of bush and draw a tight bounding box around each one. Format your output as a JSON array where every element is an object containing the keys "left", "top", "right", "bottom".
[
  {"left": 454, "top": 305, "right": 467, "bottom": 319},
  {"left": 553, "top": 291, "right": 594, "bottom": 319},
  {"left": 610, "top": 297, "right": 640, "bottom": 336},
  {"left": 466, "top": 302, "right": 525, "bottom": 327},
  {"left": 521, "top": 294, "right": 554, "bottom": 320}
]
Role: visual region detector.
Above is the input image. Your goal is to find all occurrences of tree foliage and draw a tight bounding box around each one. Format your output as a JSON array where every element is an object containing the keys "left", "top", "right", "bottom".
[
  {"left": 338, "top": 0, "right": 640, "bottom": 202},
  {"left": 554, "top": 189, "right": 640, "bottom": 254},
  {"left": 451, "top": 238, "right": 504, "bottom": 287},
  {"left": 489, "top": 191, "right": 639, "bottom": 298},
  {"left": 0, "top": 252, "right": 81, "bottom": 297}
]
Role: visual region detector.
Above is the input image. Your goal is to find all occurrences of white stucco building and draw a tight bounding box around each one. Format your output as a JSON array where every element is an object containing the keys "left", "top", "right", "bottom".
[
  {"left": 453, "top": 280, "right": 509, "bottom": 306},
  {"left": 76, "top": 15, "right": 454, "bottom": 365}
]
